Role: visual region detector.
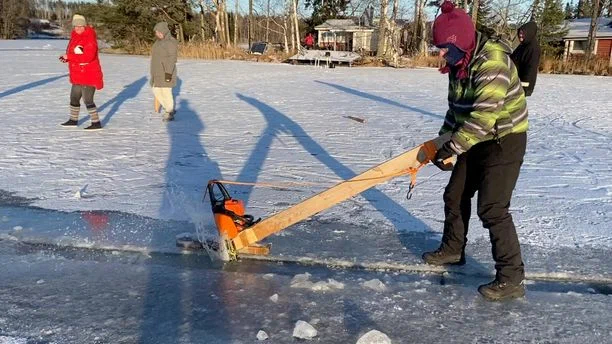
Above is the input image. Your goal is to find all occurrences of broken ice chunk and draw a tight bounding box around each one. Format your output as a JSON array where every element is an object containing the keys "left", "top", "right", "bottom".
[
  {"left": 292, "top": 320, "right": 317, "bottom": 340},
  {"left": 356, "top": 330, "right": 392, "bottom": 344}
]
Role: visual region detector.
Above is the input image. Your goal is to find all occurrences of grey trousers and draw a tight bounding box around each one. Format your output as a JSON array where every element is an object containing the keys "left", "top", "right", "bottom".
[{"left": 69, "top": 84, "right": 99, "bottom": 122}]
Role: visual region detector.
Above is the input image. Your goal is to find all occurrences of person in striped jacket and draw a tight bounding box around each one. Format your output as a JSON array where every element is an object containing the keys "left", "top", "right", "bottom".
[{"left": 421, "top": 1, "right": 528, "bottom": 301}]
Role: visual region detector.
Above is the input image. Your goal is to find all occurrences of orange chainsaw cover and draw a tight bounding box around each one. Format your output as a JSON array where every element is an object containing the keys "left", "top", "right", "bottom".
[{"left": 214, "top": 199, "right": 246, "bottom": 239}]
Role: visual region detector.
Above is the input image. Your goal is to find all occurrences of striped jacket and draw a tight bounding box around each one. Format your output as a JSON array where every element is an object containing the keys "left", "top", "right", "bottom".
[{"left": 440, "top": 33, "right": 528, "bottom": 154}]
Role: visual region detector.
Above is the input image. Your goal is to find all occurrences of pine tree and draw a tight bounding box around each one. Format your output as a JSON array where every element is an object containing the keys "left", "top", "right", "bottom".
[
  {"left": 475, "top": 0, "right": 495, "bottom": 36},
  {"left": 574, "top": 0, "right": 583, "bottom": 17},
  {"left": 0, "top": 0, "right": 32, "bottom": 38},
  {"left": 564, "top": 2, "right": 574, "bottom": 19},
  {"left": 574, "top": 0, "right": 593, "bottom": 18},
  {"left": 533, "top": 0, "right": 568, "bottom": 56},
  {"left": 304, "top": 0, "right": 350, "bottom": 28}
]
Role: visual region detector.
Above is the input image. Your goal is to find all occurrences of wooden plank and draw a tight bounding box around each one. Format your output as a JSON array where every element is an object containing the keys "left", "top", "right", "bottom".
[{"left": 231, "top": 133, "right": 450, "bottom": 251}]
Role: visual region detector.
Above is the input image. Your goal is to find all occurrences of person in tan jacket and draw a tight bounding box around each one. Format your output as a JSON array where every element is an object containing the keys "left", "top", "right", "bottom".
[{"left": 150, "top": 22, "right": 178, "bottom": 121}]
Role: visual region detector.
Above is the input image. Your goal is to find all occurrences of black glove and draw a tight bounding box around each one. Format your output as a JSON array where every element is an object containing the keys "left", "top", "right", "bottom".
[
  {"left": 164, "top": 73, "right": 172, "bottom": 82},
  {"left": 59, "top": 55, "right": 67, "bottom": 63},
  {"left": 433, "top": 142, "right": 455, "bottom": 171}
]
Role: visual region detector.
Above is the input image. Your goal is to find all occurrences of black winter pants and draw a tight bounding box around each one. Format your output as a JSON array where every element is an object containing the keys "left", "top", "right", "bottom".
[{"left": 441, "top": 132, "right": 527, "bottom": 284}]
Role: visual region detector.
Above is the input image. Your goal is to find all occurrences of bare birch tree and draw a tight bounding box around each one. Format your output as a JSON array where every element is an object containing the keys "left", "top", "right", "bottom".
[
  {"left": 292, "top": 0, "right": 300, "bottom": 50},
  {"left": 586, "top": 0, "right": 602, "bottom": 59},
  {"left": 377, "top": 0, "right": 389, "bottom": 57},
  {"left": 472, "top": 0, "right": 480, "bottom": 24}
]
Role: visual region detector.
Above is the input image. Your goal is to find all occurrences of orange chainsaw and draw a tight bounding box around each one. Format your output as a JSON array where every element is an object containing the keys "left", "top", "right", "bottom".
[{"left": 194, "top": 133, "right": 451, "bottom": 262}]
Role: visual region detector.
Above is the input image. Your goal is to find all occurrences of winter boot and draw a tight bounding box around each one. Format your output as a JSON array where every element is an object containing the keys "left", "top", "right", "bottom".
[
  {"left": 478, "top": 279, "right": 525, "bottom": 301},
  {"left": 163, "top": 111, "right": 175, "bottom": 122},
  {"left": 61, "top": 119, "right": 78, "bottom": 127},
  {"left": 84, "top": 121, "right": 102, "bottom": 130},
  {"left": 422, "top": 247, "right": 465, "bottom": 266}
]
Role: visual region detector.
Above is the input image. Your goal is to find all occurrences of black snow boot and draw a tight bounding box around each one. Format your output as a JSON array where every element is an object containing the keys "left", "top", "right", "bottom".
[
  {"left": 422, "top": 247, "right": 465, "bottom": 266},
  {"left": 163, "top": 111, "right": 175, "bottom": 122},
  {"left": 85, "top": 121, "right": 102, "bottom": 130},
  {"left": 478, "top": 279, "right": 525, "bottom": 301},
  {"left": 61, "top": 119, "right": 78, "bottom": 126}
]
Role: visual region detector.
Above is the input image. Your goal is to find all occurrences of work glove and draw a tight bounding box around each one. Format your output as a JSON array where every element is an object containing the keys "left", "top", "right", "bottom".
[
  {"left": 433, "top": 142, "right": 455, "bottom": 171},
  {"left": 164, "top": 73, "right": 172, "bottom": 82}
]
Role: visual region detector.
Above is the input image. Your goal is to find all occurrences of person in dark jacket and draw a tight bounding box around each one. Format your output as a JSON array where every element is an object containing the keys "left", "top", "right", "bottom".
[
  {"left": 510, "top": 21, "right": 540, "bottom": 96},
  {"left": 150, "top": 22, "right": 178, "bottom": 121},
  {"left": 421, "top": 1, "right": 528, "bottom": 301}
]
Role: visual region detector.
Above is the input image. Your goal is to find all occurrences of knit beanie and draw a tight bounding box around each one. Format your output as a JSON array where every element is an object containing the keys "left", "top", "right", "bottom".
[
  {"left": 72, "top": 14, "right": 87, "bottom": 27},
  {"left": 432, "top": 1, "right": 476, "bottom": 79}
]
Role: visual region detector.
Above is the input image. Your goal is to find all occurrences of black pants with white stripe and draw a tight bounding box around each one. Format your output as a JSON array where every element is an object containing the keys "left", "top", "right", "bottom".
[
  {"left": 440, "top": 132, "right": 527, "bottom": 284},
  {"left": 69, "top": 84, "right": 99, "bottom": 122}
]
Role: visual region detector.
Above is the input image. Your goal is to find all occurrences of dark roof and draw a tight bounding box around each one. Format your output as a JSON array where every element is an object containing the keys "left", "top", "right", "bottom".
[{"left": 563, "top": 17, "right": 612, "bottom": 39}]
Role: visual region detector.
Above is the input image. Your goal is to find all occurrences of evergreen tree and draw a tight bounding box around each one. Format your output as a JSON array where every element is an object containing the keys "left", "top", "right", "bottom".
[
  {"left": 564, "top": 1, "right": 574, "bottom": 19},
  {"left": 304, "top": 0, "right": 351, "bottom": 29},
  {"left": 574, "top": 0, "right": 581, "bottom": 17},
  {"left": 0, "top": 0, "right": 32, "bottom": 39},
  {"left": 533, "top": 0, "right": 568, "bottom": 56},
  {"left": 475, "top": 0, "right": 496, "bottom": 36},
  {"left": 76, "top": 0, "right": 196, "bottom": 49},
  {"left": 574, "top": 0, "right": 592, "bottom": 18}
]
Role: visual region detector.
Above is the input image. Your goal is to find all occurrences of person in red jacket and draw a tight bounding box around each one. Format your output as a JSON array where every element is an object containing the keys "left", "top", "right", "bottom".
[
  {"left": 59, "top": 14, "right": 104, "bottom": 130},
  {"left": 304, "top": 33, "right": 315, "bottom": 49}
]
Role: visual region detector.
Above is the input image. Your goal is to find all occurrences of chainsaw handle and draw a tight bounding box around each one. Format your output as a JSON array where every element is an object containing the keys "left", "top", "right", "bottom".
[{"left": 207, "top": 180, "right": 232, "bottom": 204}]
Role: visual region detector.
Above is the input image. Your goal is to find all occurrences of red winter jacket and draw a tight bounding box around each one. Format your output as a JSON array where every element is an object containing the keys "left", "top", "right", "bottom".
[{"left": 66, "top": 26, "right": 104, "bottom": 90}]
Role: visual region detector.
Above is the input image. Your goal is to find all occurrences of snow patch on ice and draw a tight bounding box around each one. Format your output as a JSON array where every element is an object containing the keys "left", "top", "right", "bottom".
[
  {"left": 0, "top": 337, "right": 28, "bottom": 344},
  {"left": 290, "top": 273, "right": 345, "bottom": 291},
  {"left": 356, "top": 330, "right": 392, "bottom": 344},
  {"left": 292, "top": 320, "right": 318, "bottom": 339}
]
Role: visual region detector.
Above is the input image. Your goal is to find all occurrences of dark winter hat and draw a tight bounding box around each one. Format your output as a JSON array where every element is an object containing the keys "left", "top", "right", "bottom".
[
  {"left": 432, "top": 1, "right": 476, "bottom": 53},
  {"left": 154, "top": 22, "right": 170, "bottom": 36}
]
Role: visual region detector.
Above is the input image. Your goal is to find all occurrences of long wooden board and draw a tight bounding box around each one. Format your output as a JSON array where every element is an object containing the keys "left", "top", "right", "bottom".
[{"left": 230, "top": 134, "right": 451, "bottom": 252}]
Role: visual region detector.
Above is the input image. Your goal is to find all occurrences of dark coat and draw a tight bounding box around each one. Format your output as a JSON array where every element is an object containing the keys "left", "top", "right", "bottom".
[
  {"left": 510, "top": 22, "right": 540, "bottom": 97},
  {"left": 150, "top": 22, "right": 178, "bottom": 88}
]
